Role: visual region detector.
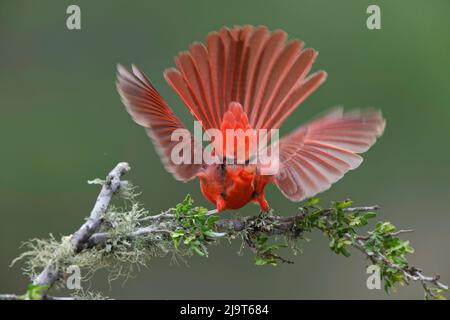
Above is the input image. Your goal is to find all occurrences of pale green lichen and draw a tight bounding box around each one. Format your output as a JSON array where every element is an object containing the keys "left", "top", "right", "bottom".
[
  {"left": 72, "top": 289, "right": 111, "bottom": 300},
  {"left": 11, "top": 182, "right": 187, "bottom": 288}
]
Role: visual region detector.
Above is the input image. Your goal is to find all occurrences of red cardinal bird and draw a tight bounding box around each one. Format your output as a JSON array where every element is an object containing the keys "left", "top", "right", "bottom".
[{"left": 117, "top": 25, "right": 385, "bottom": 212}]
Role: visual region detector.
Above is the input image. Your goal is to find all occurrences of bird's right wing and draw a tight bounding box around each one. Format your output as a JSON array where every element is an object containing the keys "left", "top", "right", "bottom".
[
  {"left": 117, "top": 64, "right": 202, "bottom": 182},
  {"left": 274, "top": 109, "right": 385, "bottom": 201}
]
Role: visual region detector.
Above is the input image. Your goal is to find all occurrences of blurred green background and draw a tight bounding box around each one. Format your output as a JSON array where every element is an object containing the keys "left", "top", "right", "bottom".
[{"left": 1, "top": 0, "right": 449, "bottom": 299}]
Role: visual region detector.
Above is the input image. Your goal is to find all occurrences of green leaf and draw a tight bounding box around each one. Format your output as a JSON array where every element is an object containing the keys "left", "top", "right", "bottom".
[
  {"left": 363, "top": 212, "right": 377, "bottom": 220},
  {"left": 341, "top": 248, "right": 351, "bottom": 257},
  {"left": 25, "top": 284, "right": 49, "bottom": 300},
  {"left": 171, "top": 229, "right": 185, "bottom": 238},
  {"left": 329, "top": 237, "right": 335, "bottom": 249},
  {"left": 255, "top": 255, "right": 277, "bottom": 266},
  {"left": 203, "top": 230, "right": 226, "bottom": 238},
  {"left": 191, "top": 245, "right": 205, "bottom": 256},
  {"left": 206, "top": 215, "right": 220, "bottom": 226},
  {"left": 256, "top": 234, "right": 269, "bottom": 246},
  {"left": 183, "top": 235, "right": 196, "bottom": 245},
  {"left": 173, "top": 237, "right": 181, "bottom": 250},
  {"left": 307, "top": 197, "right": 321, "bottom": 205},
  {"left": 376, "top": 222, "right": 396, "bottom": 234},
  {"left": 334, "top": 200, "right": 353, "bottom": 210},
  {"left": 255, "top": 256, "right": 268, "bottom": 265}
]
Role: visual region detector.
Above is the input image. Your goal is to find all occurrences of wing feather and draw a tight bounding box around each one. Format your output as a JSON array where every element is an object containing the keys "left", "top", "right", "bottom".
[
  {"left": 274, "top": 109, "right": 385, "bottom": 201},
  {"left": 117, "top": 64, "right": 202, "bottom": 181},
  {"left": 165, "top": 25, "right": 323, "bottom": 131}
]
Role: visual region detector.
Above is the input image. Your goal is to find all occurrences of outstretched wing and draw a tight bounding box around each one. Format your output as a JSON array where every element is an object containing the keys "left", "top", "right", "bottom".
[
  {"left": 164, "top": 25, "right": 326, "bottom": 130},
  {"left": 116, "top": 64, "right": 202, "bottom": 181},
  {"left": 274, "top": 109, "right": 385, "bottom": 201}
]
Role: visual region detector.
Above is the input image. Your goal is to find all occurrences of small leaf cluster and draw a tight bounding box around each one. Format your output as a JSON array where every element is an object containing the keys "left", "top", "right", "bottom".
[
  {"left": 298, "top": 198, "right": 448, "bottom": 299},
  {"left": 171, "top": 195, "right": 225, "bottom": 257},
  {"left": 301, "top": 198, "right": 377, "bottom": 257},
  {"left": 301, "top": 199, "right": 415, "bottom": 292},
  {"left": 22, "top": 284, "right": 49, "bottom": 300},
  {"left": 425, "top": 287, "right": 448, "bottom": 301},
  {"left": 254, "top": 234, "right": 287, "bottom": 266},
  {"left": 363, "top": 221, "right": 414, "bottom": 293},
  {"left": 299, "top": 197, "right": 328, "bottom": 230},
  {"left": 328, "top": 200, "right": 377, "bottom": 257}
]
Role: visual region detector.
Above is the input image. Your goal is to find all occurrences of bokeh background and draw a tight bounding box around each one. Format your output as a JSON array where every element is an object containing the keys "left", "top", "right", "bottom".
[{"left": 1, "top": 0, "right": 449, "bottom": 299}]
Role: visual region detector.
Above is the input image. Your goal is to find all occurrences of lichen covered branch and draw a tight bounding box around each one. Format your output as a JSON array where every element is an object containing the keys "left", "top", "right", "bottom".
[
  {"left": 12, "top": 162, "right": 131, "bottom": 300},
  {"left": 3, "top": 162, "right": 448, "bottom": 300},
  {"left": 71, "top": 162, "right": 131, "bottom": 253}
]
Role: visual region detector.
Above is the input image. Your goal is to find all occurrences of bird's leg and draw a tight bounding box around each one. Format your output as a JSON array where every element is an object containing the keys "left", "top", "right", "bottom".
[
  {"left": 216, "top": 195, "right": 226, "bottom": 212},
  {"left": 253, "top": 192, "right": 271, "bottom": 216},
  {"left": 259, "top": 193, "right": 270, "bottom": 212}
]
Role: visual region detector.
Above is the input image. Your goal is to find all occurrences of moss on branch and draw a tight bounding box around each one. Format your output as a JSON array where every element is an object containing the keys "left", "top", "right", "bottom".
[{"left": 2, "top": 163, "right": 447, "bottom": 300}]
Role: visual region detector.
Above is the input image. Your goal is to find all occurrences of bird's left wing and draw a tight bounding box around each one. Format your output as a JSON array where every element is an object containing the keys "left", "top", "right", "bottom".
[{"left": 116, "top": 64, "right": 202, "bottom": 181}]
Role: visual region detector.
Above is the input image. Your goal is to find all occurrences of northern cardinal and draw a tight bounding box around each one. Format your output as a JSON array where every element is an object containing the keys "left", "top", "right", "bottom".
[{"left": 117, "top": 25, "right": 385, "bottom": 212}]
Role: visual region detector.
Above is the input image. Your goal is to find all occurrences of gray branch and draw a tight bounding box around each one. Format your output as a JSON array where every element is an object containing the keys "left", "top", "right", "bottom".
[
  {"left": 70, "top": 162, "right": 130, "bottom": 252},
  {"left": 32, "top": 162, "right": 131, "bottom": 297},
  {"left": 2, "top": 162, "right": 447, "bottom": 300}
]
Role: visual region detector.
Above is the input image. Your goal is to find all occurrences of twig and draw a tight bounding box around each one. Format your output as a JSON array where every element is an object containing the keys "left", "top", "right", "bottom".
[
  {"left": 349, "top": 234, "right": 448, "bottom": 297},
  {"left": 356, "top": 229, "right": 414, "bottom": 240},
  {"left": 0, "top": 294, "right": 20, "bottom": 300},
  {"left": 343, "top": 206, "right": 380, "bottom": 213},
  {"left": 138, "top": 209, "right": 175, "bottom": 222}
]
